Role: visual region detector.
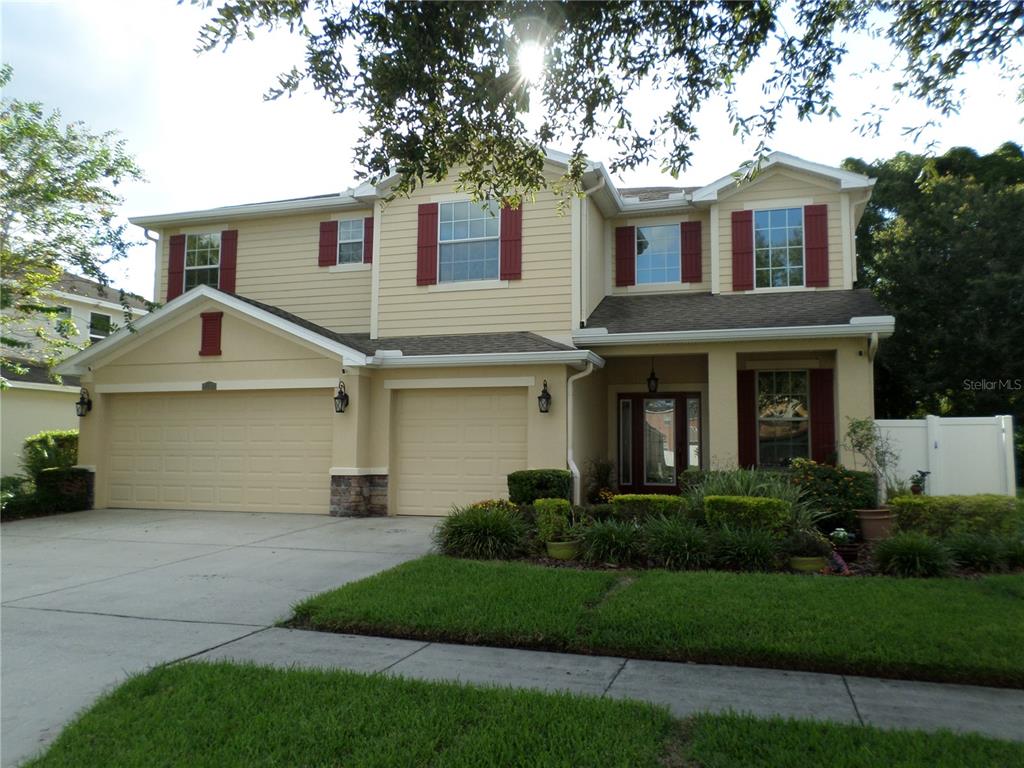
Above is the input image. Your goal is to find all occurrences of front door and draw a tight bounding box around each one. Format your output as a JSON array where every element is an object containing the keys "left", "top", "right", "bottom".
[{"left": 617, "top": 393, "right": 701, "bottom": 493}]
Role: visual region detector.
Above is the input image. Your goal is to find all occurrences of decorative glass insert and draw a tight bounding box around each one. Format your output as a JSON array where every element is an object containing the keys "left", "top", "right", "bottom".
[
  {"left": 643, "top": 398, "right": 676, "bottom": 485},
  {"left": 757, "top": 370, "right": 810, "bottom": 466},
  {"left": 686, "top": 396, "right": 701, "bottom": 469},
  {"left": 636, "top": 225, "right": 680, "bottom": 284},
  {"left": 337, "top": 218, "right": 364, "bottom": 264},
  {"left": 754, "top": 208, "right": 804, "bottom": 288},
  {"left": 619, "top": 399, "right": 632, "bottom": 486},
  {"left": 89, "top": 312, "right": 112, "bottom": 340},
  {"left": 438, "top": 200, "right": 500, "bottom": 282},
  {"left": 184, "top": 233, "right": 221, "bottom": 291}
]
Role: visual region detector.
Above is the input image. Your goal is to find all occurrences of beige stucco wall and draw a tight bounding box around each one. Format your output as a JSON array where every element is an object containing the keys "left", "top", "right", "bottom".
[
  {"left": 0, "top": 387, "right": 80, "bottom": 476},
  {"left": 156, "top": 208, "right": 374, "bottom": 333}
]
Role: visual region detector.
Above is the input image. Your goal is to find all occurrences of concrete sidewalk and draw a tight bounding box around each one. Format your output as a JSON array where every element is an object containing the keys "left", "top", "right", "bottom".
[{"left": 194, "top": 627, "right": 1024, "bottom": 742}]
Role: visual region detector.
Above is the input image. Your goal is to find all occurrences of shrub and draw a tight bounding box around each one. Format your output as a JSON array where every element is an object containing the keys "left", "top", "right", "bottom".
[
  {"left": 580, "top": 503, "right": 615, "bottom": 522},
  {"left": 611, "top": 494, "right": 687, "bottom": 522},
  {"left": 582, "top": 459, "right": 615, "bottom": 504},
  {"left": 579, "top": 520, "right": 642, "bottom": 566},
  {"left": 783, "top": 529, "right": 833, "bottom": 558},
  {"left": 944, "top": 532, "right": 1006, "bottom": 573},
  {"left": 641, "top": 516, "right": 711, "bottom": 570},
  {"left": 1003, "top": 537, "right": 1024, "bottom": 570},
  {"left": 872, "top": 532, "right": 954, "bottom": 578},
  {"left": 891, "top": 495, "right": 1021, "bottom": 538},
  {"left": 703, "top": 495, "right": 791, "bottom": 532},
  {"left": 433, "top": 500, "right": 528, "bottom": 560},
  {"left": 35, "top": 467, "right": 93, "bottom": 513},
  {"left": 507, "top": 469, "right": 571, "bottom": 505},
  {"left": 688, "top": 469, "right": 807, "bottom": 525},
  {"left": 711, "top": 526, "right": 781, "bottom": 572},
  {"left": 534, "top": 498, "right": 573, "bottom": 542},
  {"left": 787, "top": 458, "right": 876, "bottom": 530},
  {"left": 21, "top": 429, "right": 78, "bottom": 481},
  {"left": 1, "top": 475, "right": 40, "bottom": 521}
]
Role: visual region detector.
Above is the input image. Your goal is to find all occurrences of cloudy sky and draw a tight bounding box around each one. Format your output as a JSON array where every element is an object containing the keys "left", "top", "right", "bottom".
[{"left": 4, "top": 0, "right": 1022, "bottom": 300}]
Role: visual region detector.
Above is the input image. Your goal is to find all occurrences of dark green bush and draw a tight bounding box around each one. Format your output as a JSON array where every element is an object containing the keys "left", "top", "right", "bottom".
[
  {"left": 611, "top": 494, "right": 687, "bottom": 522},
  {"left": 582, "top": 459, "right": 615, "bottom": 504},
  {"left": 1003, "top": 537, "right": 1024, "bottom": 570},
  {"left": 710, "top": 526, "right": 781, "bottom": 572},
  {"left": 872, "top": 532, "right": 954, "bottom": 578},
  {"left": 35, "top": 467, "right": 93, "bottom": 513},
  {"left": 640, "top": 516, "right": 710, "bottom": 570},
  {"left": 703, "top": 495, "right": 791, "bottom": 532},
  {"left": 579, "top": 520, "right": 642, "bottom": 566},
  {"left": 892, "top": 495, "right": 1020, "bottom": 537},
  {"left": 783, "top": 529, "right": 833, "bottom": 557},
  {"left": 944, "top": 532, "right": 1006, "bottom": 573},
  {"left": 21, "top": 429, "right": 78, "bottom": 481},
  {"left": 433, "top": 500, "right": 528, "bottom": 560},
  {"left": 1, "top": 475, "right": 40, "bottom": 521},
  {"left": 580, "top": 503, "right": 615, "bottom": 522},
  {"left": 534, "top": 498, "right": 573, "bottom": 542},
  {"left": 507, "top": 469, "right": 572, "bottom": 505},
  {"left": 787, "top": 458, "right": 876, "bottom": 530}
]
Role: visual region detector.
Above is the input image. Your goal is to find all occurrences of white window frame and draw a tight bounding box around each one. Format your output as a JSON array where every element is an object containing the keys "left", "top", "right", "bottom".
[
  {"left": 756, "top": 369, "right": 811, "bottom": 467},
  {"left": 752, "top": 207, "right": 806, "bottom": 290},
  {"left": 53, "top": 305, "right": 72, "bottom": 331},
  {"left": 184, "top": 232, "right": 221, "bottom": 292},
  {"left": 437, "top": 199, "right": 501, "bottom": 284},
  {"left": 88, "top": 311, "right": 112, "bottom": 342},
  {"left": 634, "top": 224, "right": 682, "bottom": 286},
  {"left": 337, "top": 218, "right": 364, "bottom": 265}
]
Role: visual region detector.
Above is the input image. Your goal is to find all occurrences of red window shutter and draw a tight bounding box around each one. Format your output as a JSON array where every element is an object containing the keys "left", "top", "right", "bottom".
[
  {"left": 809, "top": 368, "right": 836, "bottom": 463},
  {"left": 804, "top": 204, "right": 829, "bottom": 287},
  {"left": 219, "top": 229, "right": 238, "bottom": 293},
  {"left": 416, "top": 203, "right": 439, "bottom": 286},
  {"left": 318, "top": 221, "right": 338, "bottom": 267},
  {"left": 680, "top": 221, "right": 702, "bottom": 283},
  {"left": 199, "top": 311, "right": 223, "bottom": 357},
  {"left": 731, "top": 210, "right": 754, "bottom": 291},
  {"left": 615, "top": 226, "right": 635, "bottom": 287},
  {"left": 167, "top": 234, "right": 186, "bottom": 301},
  {"left": 499, "top": 204, "right": 523, "bottom": 280},
  {"left": 363, "top": 216, "right": 374, "bottom": 264},
  {"left": 737, "top": 369, "right": 758, "bottom": 468}
]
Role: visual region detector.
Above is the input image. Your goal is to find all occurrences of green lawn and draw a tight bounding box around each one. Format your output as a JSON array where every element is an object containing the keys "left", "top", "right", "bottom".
[
  {"left": 26, "top": 663, "right": 1023, "bottom": 768},
  {"left": 293, "top": 555, "right": 1024, "bottom": 686}
]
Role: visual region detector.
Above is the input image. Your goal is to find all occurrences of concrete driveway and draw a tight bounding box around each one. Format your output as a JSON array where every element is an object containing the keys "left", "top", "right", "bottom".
[{"left": 0, "top": 508, "right": 437, "bottom": 767}]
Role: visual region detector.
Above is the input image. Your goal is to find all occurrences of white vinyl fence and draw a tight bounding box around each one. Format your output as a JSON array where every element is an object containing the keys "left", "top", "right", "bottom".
[{"left": 875, "top": 415, "right": 1017, "bottom": 497}]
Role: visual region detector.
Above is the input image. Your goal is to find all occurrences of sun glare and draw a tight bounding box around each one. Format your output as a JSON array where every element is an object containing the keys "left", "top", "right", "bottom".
[{"left": 516, "top": 41, "right": 545, "bottom": 85}]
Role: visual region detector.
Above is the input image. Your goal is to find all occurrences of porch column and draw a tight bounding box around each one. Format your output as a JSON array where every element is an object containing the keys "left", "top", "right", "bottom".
[
  {"left": 707, "top": 348, "right": 739, "bottom": 469},
  {"left": 76, "top": 378, "right": 106, "bottom": 508},
  {"left": 835, "top": 340, "right": 874, "bottom": 467},
  {"left": 330, "top": 368, "right": 386, "bottom": 517}
]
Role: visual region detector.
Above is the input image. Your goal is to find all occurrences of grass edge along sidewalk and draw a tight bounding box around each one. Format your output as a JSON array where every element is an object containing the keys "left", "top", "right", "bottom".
[
  {"left": 25, "top": 662, "right": 1024, "bottom": 768},
  {"left": 290, "top": 555, "right": 1024, "bottom": 688}
]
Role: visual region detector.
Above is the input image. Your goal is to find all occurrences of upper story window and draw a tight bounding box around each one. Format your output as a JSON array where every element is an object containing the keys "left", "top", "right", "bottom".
[
  {"left": 438, "top": 200, "right": 500, "bottom": 283},
  {"left": 754, "top": 208, "right": 804, "bottom": 288},
  {"left": 636, "top": 225, "right": 680, "bottom": 284},
  {"left": 53, "top": 305, "right": 72, "bottom": 331},
  {"left": 184, "top": 233, "right": 220, "bottom": 291},
  {"left": 337, "top": 219, "right": 364, "bottom": 264},
  {"left": 757, "top": 370, "right": 809, "bottom": 466},
  {"left": 89, "top": 312, "right": 112, "bottom": 342}
]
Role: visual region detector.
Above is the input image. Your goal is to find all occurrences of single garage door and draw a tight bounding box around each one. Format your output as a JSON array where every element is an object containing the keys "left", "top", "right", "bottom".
[
  {"left": 105, "top": 389, "right": 333, "bottom": 514},
  {"left": 392, "top": 388, "right": 528, "bottom": 516}
]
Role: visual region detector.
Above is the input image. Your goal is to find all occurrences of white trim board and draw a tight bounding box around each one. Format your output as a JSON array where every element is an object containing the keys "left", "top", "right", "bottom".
[
  {"left": 330, "top": 467, "right": 389, "bottom": 476},
  {"left": 383, "top": 377, "right": 535, "bottom": 390},
  {"left": 5, "top": 381, "right": 81, "bottom": 394},
  {"left": 95, "top": 378, "right": 337, "bottom": 394},
  {"left": 575, "top": 317, "right": 896, "bottom": 346}
]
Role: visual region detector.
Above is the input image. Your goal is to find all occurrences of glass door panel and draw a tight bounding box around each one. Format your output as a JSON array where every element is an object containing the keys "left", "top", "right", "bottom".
[
  {"left": 643, "top": 398, "right": 676, "bottom": 486},
  {"left": 686, "top": 396, "right": 701, "bottom": 469},
  {"left": 618, "top": 399, "right": 633, "bottom": 486}
]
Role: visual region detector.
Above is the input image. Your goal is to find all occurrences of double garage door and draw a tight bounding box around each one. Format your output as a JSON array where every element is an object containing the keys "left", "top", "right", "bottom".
[{"left": 106, "top": 390, "right": 333, "bottom": 514}]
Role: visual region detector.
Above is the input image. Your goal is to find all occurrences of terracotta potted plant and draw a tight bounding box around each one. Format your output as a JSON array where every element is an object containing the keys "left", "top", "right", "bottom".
[
  {"left": 786, "top": 530, "right": 832, "bottom": 573},
  {"left": 843, "top": 418, "right": 900, "bottom": 542},
  {"left": 829, "top": 527, "right": 859, "bottom": 563},
  {"left": 909, "top": 470, "right": 930, "bottom": 496},
  {"left": 535, "top": 498, "right": 580, "bottom": 560}
]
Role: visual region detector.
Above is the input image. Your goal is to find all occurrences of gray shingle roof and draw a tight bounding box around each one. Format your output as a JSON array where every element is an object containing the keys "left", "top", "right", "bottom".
[
  {"left": 1, "top": 359, "right": 80, "bottom": 387},
  {"left": 584, "top": 289, "right": 887, "bottom": 334},
  {"left": 618, "top": 186, "right": 696, "bottom": 201},
  {"left": 56, "top": 274, "right": 150, "bottom": 310}
]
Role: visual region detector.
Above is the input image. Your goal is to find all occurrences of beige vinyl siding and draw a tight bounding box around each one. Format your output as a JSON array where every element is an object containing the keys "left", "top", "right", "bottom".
[
  {"left": 584, "top": 196, "right": 606, "bottom": 317},
  {"left": 375, "top": 173, "right": 572, "bottom": 337},
  {"left": 157, "top": 210, "right": 373, "bottom": 333},
  {"left": 606, "top": 209, "right": 711, "bottom": 296},
  {"left": 717, "top": 168, "right": 844, "bottom": 292}
]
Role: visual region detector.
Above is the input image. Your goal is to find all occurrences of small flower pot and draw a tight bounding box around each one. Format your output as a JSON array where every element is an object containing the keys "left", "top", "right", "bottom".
[
  {"left": 857, "top": 508, "right": 895, "bottom": 542},
  {"left": 910, "top": 484, "right": 923, "bottom": 495},
  {"left": 834, "top": 542, "right": 859, "bottom": 563},
  {"left": 789, "top": 556, "right": 828, "bottom": 573},
  {"left": 545, "top": 540, "right": 581, "bottom": 561}
]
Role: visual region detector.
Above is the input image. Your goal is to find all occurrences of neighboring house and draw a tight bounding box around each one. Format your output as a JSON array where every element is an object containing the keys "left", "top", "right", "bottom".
[
  {"left": 57, "top": 151, "right": 893, "bottom": 516},
  {"left": 1, "top": 274, "right": 149, "bottom": 475}
]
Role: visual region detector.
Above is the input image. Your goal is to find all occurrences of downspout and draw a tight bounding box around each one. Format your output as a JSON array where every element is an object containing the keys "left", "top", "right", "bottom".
[
  {"left": 867, "top": 331, "right": 879, "bottom": 362},
  {"left": 566, "top": 361, "right": 595, "bottom": 504}
]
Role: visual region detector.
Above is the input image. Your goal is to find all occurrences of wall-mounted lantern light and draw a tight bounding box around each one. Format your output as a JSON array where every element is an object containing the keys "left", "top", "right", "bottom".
[
  {"left": 647, "top": 359, "right": 659, "bottom": 393},
  {"left": 537, "top": 380, "right": 552, "bottom": 413},
  {"left": 333, "top": 380, "right": 350, "bottom": 414},
  {"left": 75, "top": 387, "right": 93, "bottom": 417}
]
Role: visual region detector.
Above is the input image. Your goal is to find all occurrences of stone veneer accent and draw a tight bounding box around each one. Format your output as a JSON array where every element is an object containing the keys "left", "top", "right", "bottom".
[{"left": 330, "top": 474, "right": 388, "bottom": 517}]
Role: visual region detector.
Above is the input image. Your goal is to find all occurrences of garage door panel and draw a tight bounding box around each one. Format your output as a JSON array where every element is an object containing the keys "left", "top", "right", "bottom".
[
  {"left": 393, "top": 388, "right": 528, "bottom": 516},
  {"left": 105, "top": 390, "right": 332, "bottom": 514}
]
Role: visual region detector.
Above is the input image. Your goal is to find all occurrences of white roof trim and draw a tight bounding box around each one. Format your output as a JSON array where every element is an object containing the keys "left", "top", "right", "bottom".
[
  {"left": 50, "top": 290, "right": 149, "bottom": 315},
  {"left": 691, "top": 151, "right": 875, "bottom": 203},
  {"left": 366, "top": 349, "right": 605, "bottom": 370},
  {"left": 573, "top": 316, "right": 896, "bottom": 346},
  {"left": 5, "top": 380, "right": 81, "bottom": 394},
  {"left": 129, "top": 193, "right": 367, "bottom": 228},
  {"left": 55, "top": 285, "right": 369, "bottom": 375}
]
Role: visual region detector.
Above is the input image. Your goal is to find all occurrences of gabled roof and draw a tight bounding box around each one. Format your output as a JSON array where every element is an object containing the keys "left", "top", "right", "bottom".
[
  {"left": 53, "top": 273, "right": 150, "bottom": 310},
  {"left": 690, "top": 151, "right": 875, "bottom": 203},
  {"left": 1, "top": 359, "right": 80, "bottom": 388}
]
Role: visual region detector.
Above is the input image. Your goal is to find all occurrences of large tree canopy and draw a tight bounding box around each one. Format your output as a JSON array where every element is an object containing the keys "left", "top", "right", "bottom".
[
  {"left": 844, "top": 144, "right": 1024, "bottom": 470},
  {"left": 193, "top": 0, "right": 1024, "bottom": 201},
  {"left": 0, "top": 66, "right": 145, "bottom": 378}
]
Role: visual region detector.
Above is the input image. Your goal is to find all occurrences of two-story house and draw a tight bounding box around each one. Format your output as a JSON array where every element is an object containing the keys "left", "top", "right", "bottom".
[
  {"left": 1, "top": 274, "right": 148, "bottom": 474},
  {"left": 57, "top": 151, "right": 893, "bottom": 516}
]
